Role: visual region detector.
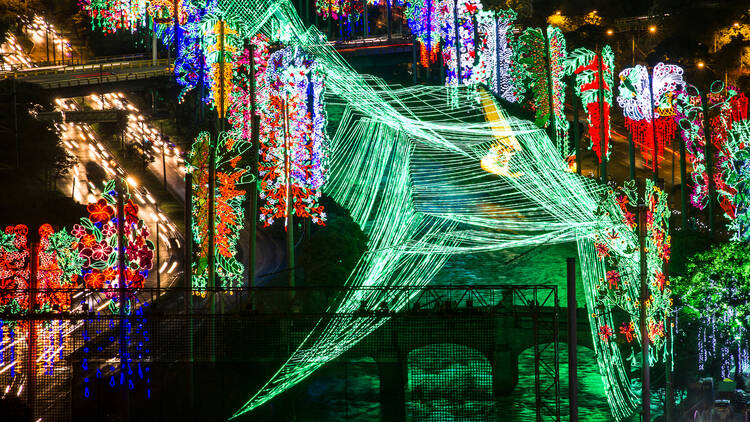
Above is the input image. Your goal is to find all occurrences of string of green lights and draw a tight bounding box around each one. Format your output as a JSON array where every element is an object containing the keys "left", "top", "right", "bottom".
[{"left": 190, "top": 1, "right": 659, "bottom": 419}]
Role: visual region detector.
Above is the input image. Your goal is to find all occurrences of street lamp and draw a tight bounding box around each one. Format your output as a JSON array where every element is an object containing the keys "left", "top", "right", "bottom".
[
  {"left": 631, "top": 25, "right": 659, "bottom": 66},
  {"left": 606, "top": 29, "right": 614, "bottom": 36}
]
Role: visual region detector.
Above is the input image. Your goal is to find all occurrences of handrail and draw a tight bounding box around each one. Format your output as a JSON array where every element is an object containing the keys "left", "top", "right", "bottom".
[
  {"left": 82, "top": 53, "right": 148, "bottom": 64},
  {"left": 2, "top": 59, "right": 172, "bottom": 80},
  {"left": 35, "top": 68, "right": 172, "bottom": 89}
]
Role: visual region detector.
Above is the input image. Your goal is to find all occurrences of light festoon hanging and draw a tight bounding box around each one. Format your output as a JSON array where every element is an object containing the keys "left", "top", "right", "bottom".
[
  {"left": 617, "top": 63, "right": 685, "bottom": 171},
  {"left": 187, "top": 132, "right": 253, "bottom": 293},
  {"left": 475, "top": 8, "right": 524, "bottom": 103},
  {"left": 437, "top": 0, "right": 483, "bottom": 87},
  {"left": 564, "top": 46, "right": 615, "bottom": 163},
  {"left": 257, "top": 46, "right": 328, "bottom": 227},
  {"left": 518, "top": 26, "right": 569, "bottom": 157}
]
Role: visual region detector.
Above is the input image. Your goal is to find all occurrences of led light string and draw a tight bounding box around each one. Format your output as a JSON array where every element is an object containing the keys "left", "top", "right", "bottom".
[
  {"left": 518, "top": 26, "right": 569, "bottom": 157},
  {"left": 564, "top": 46, "right": 614, "bottom": 163},
  {"left": 187, "top": 132, "right": 254, "bottom": 293},
  {"left": 81, "top": 0, "right": 668, "bottom": 418},
  {"left": 617, "top": 63, "right": 685, "bottom": 171}
]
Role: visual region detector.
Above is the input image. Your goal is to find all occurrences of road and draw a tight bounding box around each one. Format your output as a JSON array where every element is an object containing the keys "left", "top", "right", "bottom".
[
  {"left": 54, "top": 97, "right": 184, "bottom": 298},
  {"left": 85, "top": 92, "right": 187, "bottom": 203}
]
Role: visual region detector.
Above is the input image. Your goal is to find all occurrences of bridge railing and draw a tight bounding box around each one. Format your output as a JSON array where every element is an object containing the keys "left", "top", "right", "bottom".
[
  {"left": 332, "top": 34, "right": 413, "bottom": 50},
  {"left": 0, "top": 284, "right": 559, "bottom": 319},
  {"left": 3, "top": 58, "right": 172, "bottom": 80},
  {"left": 18, "top": 68, "right": 171, "bottom": 89},
  {"left": 80, "top": 53, "right": 149, "bottom": 64}
]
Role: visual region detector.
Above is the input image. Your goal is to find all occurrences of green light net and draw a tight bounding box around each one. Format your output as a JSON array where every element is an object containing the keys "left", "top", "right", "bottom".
[{"left": 187, "top": 1, "right": 660, "bottom": 419}]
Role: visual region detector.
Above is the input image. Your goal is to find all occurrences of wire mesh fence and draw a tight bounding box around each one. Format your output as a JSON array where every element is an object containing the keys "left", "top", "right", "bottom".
[{"left": 0, "top": 285, "right": 561, "bottom": 422}]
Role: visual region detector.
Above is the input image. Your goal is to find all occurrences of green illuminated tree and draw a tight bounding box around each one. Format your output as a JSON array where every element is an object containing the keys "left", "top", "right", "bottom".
[{"left": 673, "top": 242, "right": 750, "bottom": 379}]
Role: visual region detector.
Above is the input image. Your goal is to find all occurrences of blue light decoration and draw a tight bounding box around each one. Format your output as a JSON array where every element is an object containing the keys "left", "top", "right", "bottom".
[
  {"left": 405, "top": 0, "right": 439, "bottom": 66},
  {"left": 75, "top": 180, "right": 153, "bottom": 400},
  {"left": 159, "top": 0, "right": 218, "bottom": 103}
]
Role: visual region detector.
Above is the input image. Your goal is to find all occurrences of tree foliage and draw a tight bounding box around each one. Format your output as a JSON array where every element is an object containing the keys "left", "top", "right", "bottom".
[
  {"left": 299, "top": 196, "right": 368, "bottom": 288},
  {"left": 673, "top": 241, "right": 750, "bottom": 377}
]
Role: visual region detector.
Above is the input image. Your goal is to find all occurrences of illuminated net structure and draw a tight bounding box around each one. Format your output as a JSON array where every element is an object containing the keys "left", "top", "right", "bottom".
[
  {"left": 78, "top": 1, "right": 671, "bottom": 419},
  {"left": 617, "top": 63, "right": 684, "bottom": 171},
  {"left": 565, "top": 46, "right": 614, "bottom": 163}
]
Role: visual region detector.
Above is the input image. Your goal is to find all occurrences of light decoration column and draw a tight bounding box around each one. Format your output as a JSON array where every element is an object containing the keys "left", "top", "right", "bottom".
[
  {"left": 75, "top": 179, "right": 154, "bottom": 398},
  {"left": 168, "top": 1, "right": 215, "bottom": 103},
  {"left": 188, "top": 131, "right": 253, "bottom": 293},
  {"left": 617, "top": 63, "right": 685, "bottom": 172},
  {"left": 475, "top": 8, "right": 524, "bottom": 103},
  {"left": 257, "top": 46, "right": 328, "bottom": 228},
  {"left": 0, "top": 224, "right": 83, "bottom": 382},
  {"left": 35, "top": 224, "right": 83, "bottom": 375},
  {"left": 518, "top": 26, "right": 569, "bottom": 157},
  {"left": 316, "top": 0, "right": 364, "bottom": 21},
  {"left": 564, "top": 46, "right": 615, "bottom": 165},
  {"left": 147, "top": 0, "right": 188, "bottom": 24},
  {"left": 674, "top": 83, "right": 749, "bottom": 233},
  {"left": 588, "top": 179, "right": 673, "bottom": 418},
  {"left": 437, "top": 0, "right": 483, "bottom": 89},
  {"left": 405, "top": 0, "right": 440, "bottom": 67},
  {"left": 0, "top": 225, "right": 30, "bottom": 379},
  {"left": 81, "top": 0, "right": 149, "bottom": 33},
  {"left": 201, "top": 17, "right": 241, "bottom": 118},
  {"left": 228, "top": 35, "right": 270, "bottom": 143}
]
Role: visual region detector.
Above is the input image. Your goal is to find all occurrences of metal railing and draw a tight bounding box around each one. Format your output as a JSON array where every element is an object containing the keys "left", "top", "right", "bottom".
[
  {"left": 0, "top": 285, "right": 561, "bottom": 319},
  {"left": 4, "top": 58, "right": 171, "bottom": 80}
]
